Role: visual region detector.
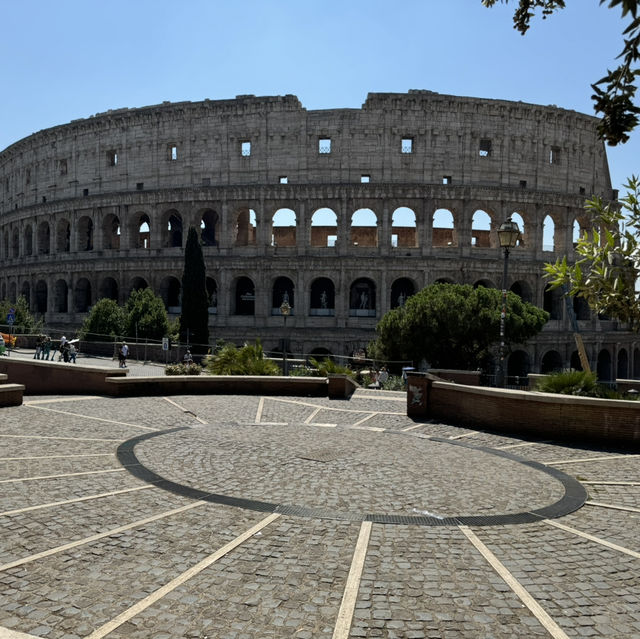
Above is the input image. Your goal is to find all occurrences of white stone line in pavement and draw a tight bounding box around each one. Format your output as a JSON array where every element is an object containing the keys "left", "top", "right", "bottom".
[
  {"left": 0, "top": 627, "right": 42, "bottom": 638},
  {"left": 162, "top": 397, "right": 208, "bottom": 424},
  {"left": 495, "top": 441, "right": 538, "bottom": 450},
  {"left": 0, "top": 485, "right": 154, "bottom": 517},
  {"left": 351, "top": 412, "right": 377, "bottom": 427},
  {"left": 304, "top": 407, "right": 323, "bottom": 424},
  {"left": 255, "top": 396, "right": 265, "bottom": 423},
  {"left": 448, "top": 431, "right": 479, "bottom": 440},
  {"left": 0, "top": 453, "right": 114, "bottom": 461},
  {"left": 581, "top": 481, "right": 640, "bottom": 486},
  {"left": 84, "top": 513, "right": 281, "bottom": 639},
  {"left": 24, "top": 396, "right": 102, "bottom": 405},
  {"left": 269, "top": 397, "right": 404, "bottom": 415},
  {"left": 0, "top": 468, "right": 126, "bottom": 484},
  {"left": 332, "top": 521, "right": 373, "bottom": 639},
  {"left": 545, "top": 454, "right": 640, "bottom": 465},
  {"left": 350, "top": 425, "right": 386, "bottom": 432},
  {"left": 459, "top": 526, "right": 571, "bottom": 639},
  {"left": 585, "top": 500, "right": 640, "bottom": 514},
  {"left": 544, "top": 519, "right": 640, "bottom": 559},
  {"left": 25, "top": 404, "right": 159, "bottom": 432},
  {"left": 0, "top": 434, "right": 120, "bottom": 442},
  {"left": 352, "top": 391, "right": 406, "bottom": 402},
  {"left": 0, "top": 501, "right": 207, "bottom": 573},
  {"left": 402, "top": 423, "right": 426, "bottom": 432}
]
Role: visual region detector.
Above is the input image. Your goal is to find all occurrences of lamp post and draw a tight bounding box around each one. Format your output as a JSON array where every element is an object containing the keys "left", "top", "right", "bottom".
[
  {"left": 497, "top": 218, "right": 521, "bottom": 387},
  {"left": 280, "top": 300, "right": 291, "bottom": 376}
]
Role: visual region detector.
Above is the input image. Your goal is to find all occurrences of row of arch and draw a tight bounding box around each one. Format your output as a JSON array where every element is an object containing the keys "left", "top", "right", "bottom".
[{"left": 0, "top": 203, "right": 590, "bottom": 259}]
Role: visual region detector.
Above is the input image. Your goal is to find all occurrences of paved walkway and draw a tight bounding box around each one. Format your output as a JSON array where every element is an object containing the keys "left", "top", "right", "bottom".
[{"left": 0, "top": 390, "right": 638, "bottom": 638}]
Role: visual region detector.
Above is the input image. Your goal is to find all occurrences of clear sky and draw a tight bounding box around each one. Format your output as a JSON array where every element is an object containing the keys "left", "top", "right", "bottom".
[{"left": 0, "top": 0, "right": 636, "bottom": 193}]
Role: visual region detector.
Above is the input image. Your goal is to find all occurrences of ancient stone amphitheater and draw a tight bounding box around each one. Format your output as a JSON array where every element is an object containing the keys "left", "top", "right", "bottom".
[{"left": 0, "top": 90, "right": 636, "bottom": 379}]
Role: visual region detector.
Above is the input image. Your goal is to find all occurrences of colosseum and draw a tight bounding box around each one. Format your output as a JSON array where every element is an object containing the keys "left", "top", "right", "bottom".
[{"left": 0, "top": 90, "right": 636, "bottom": 380}]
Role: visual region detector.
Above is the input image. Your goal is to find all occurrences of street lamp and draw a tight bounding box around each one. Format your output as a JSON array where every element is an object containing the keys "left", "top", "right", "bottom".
[
  {"left": 497, "top": 217, "right": 521, "bottom": 387},
  {"left": 280, "top": 300, "right": 291, "bottom": 375}
]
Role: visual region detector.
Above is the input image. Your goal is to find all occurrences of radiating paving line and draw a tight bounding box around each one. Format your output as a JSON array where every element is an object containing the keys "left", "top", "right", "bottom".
[
  {"left": 25, "top": 404, "right": 159, "bottom": 432},
  {"left": 332, "top": 521, "right": 372, "bottom": 639},
  {"left": 545, "top": 453, "right": 640, "bottom": 465},
  {"left": 581, "top": 480, "right": 640, "bottom": 486},
  {"left": 0, "top": 434, "right": 120, "bottom": 442},
  {"left": 0, "top": 485, "right": 154, "bottom": 517},
  {"left": 0, "top": 627, "right": 41, "bottom": 638},
  {"left": 459, "top": 525, "right": 571, "bottom": 639},
  {"left": 0, "top": 453, "right": 114, "bottom": 461},
  {"left": 24, "top": 396, "right": 102, "bottom": 405},
  {"left": 255, "top": 396, "right": 265, "bottom": 423},
  {"left": 0, "top": 501, "right": 207, "bottom": 573},
  {"left": 162, "top": 397, "right": 207, "bottom": 424},
  {"left": 543, "top": 519, "right": 640, "bottom": 559},
  {"left": 304, "top": 406, "right": 322, "bottom": 424},
  {"left": 402, "top": 423, "right": 426, "bottom": 432},
  {"left": 351, "top": 412, "right": 376, "bottom": 427},
  {"left": 495, "top": 441, "right": 538, "bottom": 450},
  {"left": 84, "top": 512, "right": 281, "bottom": 639},
  {"left": 270, "top": 397, "right": 404, "bottom": 415},
  {"left": 350, "top": 425, "right": 385, "bottom": 432},
  {"left": 585, "top": 500, "right": 640, "bottom": 514},
  {"left": 448, "top": 430, "right": 480, "bottom": 440},
  {"left": 0, "top": 468, "right": 126, "bottom": 484}
]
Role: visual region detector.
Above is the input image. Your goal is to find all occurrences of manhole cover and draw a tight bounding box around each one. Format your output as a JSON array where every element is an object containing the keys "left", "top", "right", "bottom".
[{"left": 297, "top": 448, "right": 342, "bottom": 463}]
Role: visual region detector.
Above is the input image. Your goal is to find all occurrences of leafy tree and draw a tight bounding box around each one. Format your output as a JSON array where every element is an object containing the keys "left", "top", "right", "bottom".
[
  {"left": 124, "top": 288, "right": 170, "bottom": 341},
  {"left": 482, "top": 0, "right": 640, "bottom": 144},
  {"left": 179, "top": 227, "right": 210, "bottom": 352},
  {"left": 79, "top": 298, "right": 126, "bottom": 341},
  {"left": 368, "top": 283, "right": 548, "bottom": 370},
  {"left": 545, "top": 176, "right": 640, "bottom": 327},
  {"left": 0, "top": 296, "right": 42, "bottom": 334},
  {"left": 204, "top": 340, "right": 280, "bottom": 375}
]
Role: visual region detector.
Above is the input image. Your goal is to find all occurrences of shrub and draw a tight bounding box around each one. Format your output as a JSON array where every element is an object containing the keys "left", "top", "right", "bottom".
[
  {"left": 165, "top": 363, "right": 202, "bottom": 376},
  {"left": 536, "top": 370, "right": 623, "bottom": 399},
  {"left": 308, "top": 357, "right": 356, "bottom": 378},
  {"left": 203, "top": 340, "right": 279, "bottom": 376}
]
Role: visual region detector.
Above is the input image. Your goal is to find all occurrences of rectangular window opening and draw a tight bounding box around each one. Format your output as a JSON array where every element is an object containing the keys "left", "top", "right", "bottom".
[
  {"left": 59, "top": 159, "right": 68, "bottom": 176},
  {"left": 520, "top": 180, "right": 527, "bottom": 189},
  {"left": 83, "top": 188, "right": 89, "bottom": 197},
  {"left": 360, "top": 175, "right": 370, "bottom": 183},
  {"left": 327, "top": 235, "right": 337, "bottom": 247},
  {"left": 136, "top": 182, "right": 144, "bottom": 191},
  {"left": 579, "top": 186, "right": 586, "bottom": 195},
  {"left": 319, "top": 138, "right": 331, "bottom": 154},
  {"left": 107, "top": 150, "right": 118, "bottom": 166},
  {"left": 550, "top": 146, "right": 560, "bottom": 165},
  {"left": 443, "top": 175, "right": 452, "bottom": 185},
  {"left": 391, "top": 234, "right": 398, "bottom": 247},
  {"left": 170, "top": 145, "right": 178, "bottom": 161},
  {"left": 279, "top": 176, "right": 288, "bottom": 184},
  {"left": 479, "top": 139, "right": 492, "bottom": 157},
  {"left": 241, "top": 141, "right": 251, "bottom": 156},
  {"left": 401, "top": 138, "right": 413, "bottom": 154}
]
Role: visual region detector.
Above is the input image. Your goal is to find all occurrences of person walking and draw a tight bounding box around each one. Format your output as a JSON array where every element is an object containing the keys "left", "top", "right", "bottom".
[
  {"left": 119, "top": 342, "right": 129, "bottom": 368},
  {"left": 42, "top": 335, "right": 51, "bottom": 360}
]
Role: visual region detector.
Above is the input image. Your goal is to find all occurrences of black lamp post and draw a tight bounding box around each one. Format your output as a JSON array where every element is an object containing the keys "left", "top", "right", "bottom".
[
  {"left": 497, "top": 218, "right": 521, "bottom": 387},
  {"left": 280, "top": 300, "right": 291, "bottom": 375}
]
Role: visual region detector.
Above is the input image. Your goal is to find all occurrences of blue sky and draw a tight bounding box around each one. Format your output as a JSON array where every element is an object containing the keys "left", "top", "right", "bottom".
[{"left": 0, "top": 0, "right": 636, "bottom": 192}]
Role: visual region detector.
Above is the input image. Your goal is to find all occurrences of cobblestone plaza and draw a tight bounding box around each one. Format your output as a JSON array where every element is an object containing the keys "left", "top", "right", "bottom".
[{"left": 0, "top": 387, "right": 638, "bottom": 638}]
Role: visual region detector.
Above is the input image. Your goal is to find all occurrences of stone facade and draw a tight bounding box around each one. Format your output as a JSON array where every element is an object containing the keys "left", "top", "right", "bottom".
[{"left": 0, "top": 90, "right": 636, "bottom": 378}]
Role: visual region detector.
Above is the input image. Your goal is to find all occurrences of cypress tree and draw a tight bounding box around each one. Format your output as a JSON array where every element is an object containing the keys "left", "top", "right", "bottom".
[{"left": 180, "top": 226, "right": 210, "bottom": 353}]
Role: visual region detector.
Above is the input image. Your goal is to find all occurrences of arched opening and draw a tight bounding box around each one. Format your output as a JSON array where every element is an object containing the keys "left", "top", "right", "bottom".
[
  {"left": 206, "top": 277, "right": 217, "bottom": 313},
  {"left": 597, "top": 349, "right": 612, "bottom": 382},
  {"left": 37, "top": 221, "right": 51, "bottom": 255},
  {"left": 310, "top": 208, "right": 338, "bottom": 247},
  {"left": 56, "top": 219, "right": 70, "bottom": 253},
  {"left": 99, "top": 277, "right": 119, "bottom": 302},
  {"left": 543, "top": 285, "right": 563, "bottom": 320},
  {"left": 511, "top": 212, "right": 526, "bottom": 247},
  {"left": 200, "top": 209, "right": 219, "bottom": 247},
  {"left": 310, "top": 208, "right": 337, "bottom": 247},
  {"left": 433, "top": 277, "right": 455, "bottom": 284},
  {"left": 572, "top": 216, "right": 589, "bottom": 248},
  {"left": 617, "top": 348, "right": 629, "bottom": 379},
  {"left": 391, "top": 207, "right": 417, "bottom": 248},
  {"left": 507, "top": 350, "right": 530, "bottom": 379},
  {"left": 573, "top": 296, "right": 591, "bottom": 321},
  {"left": 309, "top": 347, "right": 333, "bottom": 359},
  {"left": 164, "top": 210, "right": 182, "bottom": 248},
  {"left": 349, "top": 278, "right": 376, "bottom": 316},
  {"left": 234, "top": 276, "right": 255, "bottom": 315},
  {"left": 432, "top": 209, "right": 456, "bottom": 247},
  {"left": 634, "top": 348, "right": 640, "bottom": 378},
  {"left": 390, "top": 278, "right": 415, "bottom": 308},
  {"left": 129, "top": 277, "right": 148, "bottom": 296},
  {"left": 21, "top": 282, "right": 30, "bottom": 307},
  {"left": 129, "top": 213, "right": 151, "bottom": 249},
  {"left": 54, "top": 280, "right": 68, "bottom": 313},
  {"left": 103, "top": 214, "right": 121, "bottom": 250},
  {"left": 350, "top": 208, "right": 378, "bottom": 247},
  {"left": 24, "top": 225, "right": 33, "bottom": 256},
  {"left": 234, "top": 209, "right": 257, "bottom": 246},
  {"left": 9, "top": 282, "right": 16, "bottom": 301},
  {"left": 310, "top": 277, "right": 335, "bottom": 316},
  {"left": 2, "top": 230, "right": 8, "bottom": 259},
  {"left": 77, "top": 216, "right": 93, "bottom": 252},
  {"left": 541, "top": 350, "right": 563, "bottom": 373},
  {"left": 34, "top": 280, "right": 47, "bottom": 314},
  {"left": 11, "top": 229, "right": 19, "bottom": 258},
  {"left": 471, "top": 210, "right": 492, "bottom": 247},
  {"left": 474, "top": 279, "right": 495, "bottom": 289},
  {"left": 74, "top": 278, "right": 92, "bottom": 313},
  {"left": 570, "top": 351, "right": 583, "bottom": 371},
  {"left": 271, "top": 209, "right": 296, "bottom": 247},
  {"left": 510, "top": 280, "right": 533, "bottom": 303},
  {"left": 160, "top": 277, "right": 182, "bottom": 312},
  {"left": 272, "top": 276, "right": 295, "bottom": 314},
  {"left": 542, "top": 215, "right": 555, "bottom": 252}
]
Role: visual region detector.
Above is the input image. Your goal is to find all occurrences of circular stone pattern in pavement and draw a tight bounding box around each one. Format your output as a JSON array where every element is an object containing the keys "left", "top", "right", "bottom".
[{"left": 120, "top": 423, "right": 586, "bottom": 525}]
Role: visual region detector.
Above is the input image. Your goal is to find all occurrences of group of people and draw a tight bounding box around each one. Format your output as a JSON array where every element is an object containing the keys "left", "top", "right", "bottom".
[{"left": 34, "top": 335, "right": 77, "bottom": 363}]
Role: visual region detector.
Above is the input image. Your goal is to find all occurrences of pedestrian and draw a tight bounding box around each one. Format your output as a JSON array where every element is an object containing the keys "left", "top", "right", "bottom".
[
  {"left": 119, "top": 342, "right": 129, "bottom": 368},
  {"left": 183, "top": 349, "right": 193, "bottom": 364},
  {"left": 42, "top": 335, "right": 51, "bottom": 360},
  {"left": 34, "top": 334, "right": 43, "bottom": 359},
  {"left": 69, "top": 343, "right": 77, "bottom": 363},
  {"left": 61, "top": 341, "right": 70, "bottom": 363}
]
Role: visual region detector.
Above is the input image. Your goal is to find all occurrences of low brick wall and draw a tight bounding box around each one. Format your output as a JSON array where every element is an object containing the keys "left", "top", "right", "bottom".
[
  {"left": 0, "top": 383, "right": 25, "bottom": 406},
  {"left": 424, "top": 380, "right": 640, "bottom": 446},
  {"left": 0, "top": 358, "right": 127, "bottom": 395},
  {"left": 105, "top": 375, "right": 328, "bottom": 397}
]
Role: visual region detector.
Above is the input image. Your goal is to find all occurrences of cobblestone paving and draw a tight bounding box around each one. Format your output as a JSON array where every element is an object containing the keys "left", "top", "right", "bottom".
[{"left": 0, "top": 391, "right": 638, "bottom": 638}]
